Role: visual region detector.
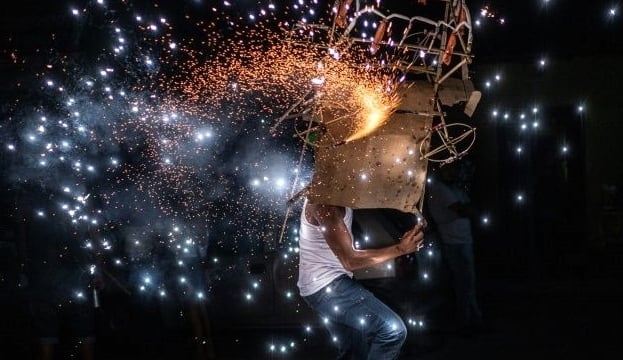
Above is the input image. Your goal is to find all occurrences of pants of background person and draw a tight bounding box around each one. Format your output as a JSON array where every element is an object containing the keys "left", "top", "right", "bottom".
[
  {"left": 441, "top": 242, "right": 482, "bottom": 331},
  {"left": 28, "top": 267, "right": 96, "bottom": 360},
  {"left": 303, "top": 275, "right": 407, "bottom": 360}
]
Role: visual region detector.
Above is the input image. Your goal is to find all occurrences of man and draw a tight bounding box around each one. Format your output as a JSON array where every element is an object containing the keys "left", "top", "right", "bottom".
[
  {"left": 426, "top": 163, "right": 483, "bottom": 335},
  {"left": 15, "top": 187, "right": 98, "bottom": 360},
  {"left": 297, "top": 200, "right": 425, "bottom": 359}
]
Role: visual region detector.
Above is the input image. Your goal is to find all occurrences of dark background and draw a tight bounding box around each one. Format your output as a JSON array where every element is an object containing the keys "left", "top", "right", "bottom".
[{"left": 2, "top": 1, "right": 623, "bottom": 359}]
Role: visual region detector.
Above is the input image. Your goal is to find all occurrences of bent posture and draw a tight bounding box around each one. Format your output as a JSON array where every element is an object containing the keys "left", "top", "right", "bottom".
[{"left": 298, "top": 200, "right": 425, "bottom": 359}]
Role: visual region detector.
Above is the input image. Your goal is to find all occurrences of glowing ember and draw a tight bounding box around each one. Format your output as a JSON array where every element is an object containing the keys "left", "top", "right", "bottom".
[{"left": 346, "top": 85, "right": 398, "bottom": 142}]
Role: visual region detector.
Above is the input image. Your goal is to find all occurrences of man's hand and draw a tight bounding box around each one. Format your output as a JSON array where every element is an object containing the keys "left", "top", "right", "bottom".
[{"left": 396, "top": 223, "right": 425, "bottom": 255}]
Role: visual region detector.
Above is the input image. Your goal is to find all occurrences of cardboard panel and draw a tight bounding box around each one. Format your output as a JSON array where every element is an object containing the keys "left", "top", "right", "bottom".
[{"left": 306, "top": 84, "right": 434, "bottom": 214}]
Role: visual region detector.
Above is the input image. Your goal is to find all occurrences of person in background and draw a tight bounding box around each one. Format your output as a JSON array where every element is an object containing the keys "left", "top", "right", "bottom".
[
  {"left": 15, "top": 186, "right": 99, "bottom": 360},
  {"left": 297, "top": 200, "right": 425, "bottom": 359},
  {"left": 426, "top": 163, "right": 483, "bottom": 336}
]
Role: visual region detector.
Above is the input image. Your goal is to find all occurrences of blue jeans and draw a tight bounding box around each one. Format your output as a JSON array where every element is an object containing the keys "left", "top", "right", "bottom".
[
  {"left": 303, "top": 275, "right": 407, "bottom": 359},
  {"left": 442, "top": 243, "right": 482, "bottom": 329}
]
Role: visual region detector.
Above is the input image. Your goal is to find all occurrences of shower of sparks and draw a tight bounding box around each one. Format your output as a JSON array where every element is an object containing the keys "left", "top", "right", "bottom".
[
  {"left": 1, "top": 2, "right": 458, "bottom": 354},
  {"left": 2, "top": 0, "right": 407, "bottom": 304},
  {"left": 345, "top": 85, "right": 399, "bottom": 142}
]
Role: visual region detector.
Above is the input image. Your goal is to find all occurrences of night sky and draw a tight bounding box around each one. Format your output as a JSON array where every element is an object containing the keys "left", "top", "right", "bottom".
[
  {"left": 4, "top": 2, "right": 621, "bottom": 58},
  {"left": 1, "top": 0, "right": 623, "bottom": 358}
]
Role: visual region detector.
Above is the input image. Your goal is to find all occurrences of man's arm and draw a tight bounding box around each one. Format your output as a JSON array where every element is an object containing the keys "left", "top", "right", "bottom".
[{"left": 307, "top": 203, "right": 425, "bottom": 272}]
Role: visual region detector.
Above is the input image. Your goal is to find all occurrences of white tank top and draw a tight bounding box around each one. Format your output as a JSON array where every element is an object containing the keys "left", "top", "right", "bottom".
[{"left": 297, "top": 200, "right": 353, "bottom": 297}]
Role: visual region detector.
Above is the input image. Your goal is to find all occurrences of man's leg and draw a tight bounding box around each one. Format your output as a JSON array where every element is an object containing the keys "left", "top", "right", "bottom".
[
  {"left": 304, "top": 276, "right": 367, "bottom": 358},
  {"left": 443, "top": 243, "right": 482, "bottom": 330},
  {"left": 457, "top": 243, "right": 483, "bottom": 328},
  {"left": 324, "top": 318, "right": 367, "bottom": 359},
  {"left": 67, "top": 294, "right": 96, "bottom": 360},
  {"left": 29, "top": 290, "right": 60, "bottom": 360},
  {"left": 356, "top": 287, "right": 407, "bottom": 359},
  {"left": 304, "top": 275, "right": 407, "bottom": 359}
]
